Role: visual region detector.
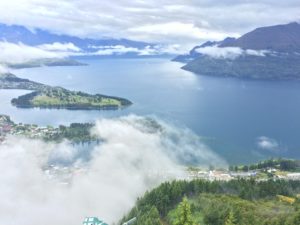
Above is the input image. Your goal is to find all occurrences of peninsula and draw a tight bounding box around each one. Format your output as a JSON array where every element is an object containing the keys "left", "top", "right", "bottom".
[{"left": 0, "top": 73, "right": 132, "bottom": 109}]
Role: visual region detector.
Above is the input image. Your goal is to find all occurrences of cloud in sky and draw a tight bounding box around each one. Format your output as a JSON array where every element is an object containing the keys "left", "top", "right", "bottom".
[
  {"left": 89, "top": 44, "right": 186, "bottom": 55},
  {"left": 38, "top": 42, "right": 82, "bottom": 52},
  {"left": 90, "top": 45, "right": 141, "bottom": 55},
  {"left": 0, "top": 65, "right": 9, "bottom": 74},
  {"left": 0, "top": 115, "right": 226, "bottom": 225},
  {"left": 0, "top": 0, "right": 299, "bottom": 50},
  {"left": 195, "top": 46, "right": 271, "bottom": 59},
  {"left": 257, "top": 136, "right": 279, "bottom": 152}
]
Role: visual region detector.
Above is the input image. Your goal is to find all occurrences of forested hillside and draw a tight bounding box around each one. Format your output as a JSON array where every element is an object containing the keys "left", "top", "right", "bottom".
[{"left": 121, "top": 179, "right": 300, "bottom": 225}]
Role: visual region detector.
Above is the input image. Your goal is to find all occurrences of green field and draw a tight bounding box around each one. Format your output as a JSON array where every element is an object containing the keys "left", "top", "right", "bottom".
[{"left": 32, "top": 93, "right": 121, "bottom": 107}]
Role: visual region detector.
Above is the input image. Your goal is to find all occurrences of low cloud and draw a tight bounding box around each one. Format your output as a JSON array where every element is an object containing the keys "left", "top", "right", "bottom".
[
  {"left": 245, "top": 49, "right": 270, "bottom": 56},
  {"left": 196, "top": 46, "right": 271, "bottom": 59},
  {"left": 257, "top": 136, "right": 279, "bottom": 152},
  {"left": 92, "top": 115, "right": 226, "bottom": 166},
  {"left": 38, "top": 42, "right": 82, "bottom": 52},
  {"left": 0, "top": 41, "right": 182, "bottom": 67},
  {"left": 0, "top": 115, "right": 225, "bottom": 225},
  {"left": 0, "top": 64, "right": 9, "bottom": 74},
  {"left": 89, "top": 44, "right": 185, "bottom": 56},
  {"left": 0, "top": 41, "right": 69, "bottom": 64},
  {"left": 91, "top": 45, "right": 140, "bottom": 55}
]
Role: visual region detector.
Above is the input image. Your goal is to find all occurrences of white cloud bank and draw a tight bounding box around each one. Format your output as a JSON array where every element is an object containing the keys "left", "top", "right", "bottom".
[
  {"left": 0, "top": 0, "right": 299, "bottom": 51},
  {"left": 0, "top": 41, "right": 185, "bottom": 68},
  {"left": 0, "top": 64, "right": 9, "bottom": 74},
  {"left": 90, "top": 44, "right": 185, "bottom": 56},
  {"left": 0, "top": 42, "right": 74, "bottom": 64},
  {"left": 196, "top": 46, "right": 271, "bottom": 59},
  {"left": 0, "top": 115, "right": 225, "bottom": 225},
  {"left": 38, "top": 42, "right": 82, "bottom": 52}
]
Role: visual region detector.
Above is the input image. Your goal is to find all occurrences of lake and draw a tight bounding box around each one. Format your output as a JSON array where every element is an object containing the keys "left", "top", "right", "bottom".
[{"left": 2, "top": 58, "right": 300, "bottom": 164}]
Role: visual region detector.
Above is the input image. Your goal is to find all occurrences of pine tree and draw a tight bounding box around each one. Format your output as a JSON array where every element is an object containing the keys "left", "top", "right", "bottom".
[
  {"left": 225, "top": 210, "right": 236, "bottom": 225},
  {"left": 174, "top": 197, "right": 195, "bottom": 225},
  {"left": 139, "top": 206, "right": 162, "bottom": 225},
  {"left": 292, "top": 210, "right": 300, "bottom": 225}
]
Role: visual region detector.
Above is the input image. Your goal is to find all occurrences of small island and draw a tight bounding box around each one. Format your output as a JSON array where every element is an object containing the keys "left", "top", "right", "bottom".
[
  {"left": 11, "top": 87, "right": 132, "bottom": 110},
  {"left": 0, "top": 73, "right": 132, "bottom": 109}
]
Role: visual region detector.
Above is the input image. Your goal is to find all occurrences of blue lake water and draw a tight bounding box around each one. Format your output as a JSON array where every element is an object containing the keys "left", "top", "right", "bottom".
[{"left": 2, "top": 58, "right": 300, "bottom": 164}]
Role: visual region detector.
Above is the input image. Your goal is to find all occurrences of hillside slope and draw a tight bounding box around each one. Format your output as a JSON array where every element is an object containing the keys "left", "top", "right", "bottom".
[
  {"left": 175, "top": 22, "right": 300, "bottom": 80},
  {"left": 220, "top": 22, "right": 300, "bottom": 52},
  {"left": 121, "top": 179, "right": 300, "bottom": 225}
]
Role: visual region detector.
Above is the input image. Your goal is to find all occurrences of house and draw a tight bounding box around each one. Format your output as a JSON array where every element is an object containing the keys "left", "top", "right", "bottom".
[
  {"left": 286, "top": 173, "right": 300, "bottom": 180},
  {"left": 83, "top": 217, "right": 108, "bottom": 225},
  {"left": 267, "top": 168, "right": 277, "bottom": 173}
]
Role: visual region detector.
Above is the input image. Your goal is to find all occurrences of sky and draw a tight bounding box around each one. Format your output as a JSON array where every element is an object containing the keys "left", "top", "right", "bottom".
[{"left": 0, "top": 0, "right": 299, "bottom": 51}]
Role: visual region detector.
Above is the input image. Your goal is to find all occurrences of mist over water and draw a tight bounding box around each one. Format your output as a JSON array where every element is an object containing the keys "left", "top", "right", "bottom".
[{"left": 0, "top": 115, "right": 225, "bottom": 225}]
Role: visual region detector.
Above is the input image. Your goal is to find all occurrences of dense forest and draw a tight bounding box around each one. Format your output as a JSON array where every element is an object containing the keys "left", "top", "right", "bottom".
[
  {"left": 47, "top": 123, "right": 99, "bottom": 143},
  {"left": 120, "top": 179, "right": 300, "bottom": 225}
]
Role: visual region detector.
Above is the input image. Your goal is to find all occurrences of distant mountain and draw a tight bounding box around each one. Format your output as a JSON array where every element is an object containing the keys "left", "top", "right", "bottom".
[
  {"left": 173, "top": 38, "right": 236, "bottom": 62},
  {"left": 220, "top": 22, "right": 300, "bottom": 52},
  {"left": 0, "top": 23, "right": 150, "bottom": 51},
  {"left": 175, "top": 22, "right": 300, "bottom": 80},
  {"left": 0, "top": 23, "right": 159, "bottom": 61},
  {"left": 174, "top": 22, "right": 300, "bottom": 63},
  {"left": 182, "top": 54, "right": 300, "bottom": 80}
]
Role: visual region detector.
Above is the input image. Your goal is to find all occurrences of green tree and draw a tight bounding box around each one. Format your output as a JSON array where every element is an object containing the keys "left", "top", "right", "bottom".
[
  {"left": 225, "top": 210, "right": 236, "bottom": 225},
  {"left": 292, "top": 210, "right": 300, "bottom": 225},
  {"left": 139, "top": 206, "right": 162, "bottom": 225},
  {"left": 174, "top": 197, "right": 195, "bottom": 225}
]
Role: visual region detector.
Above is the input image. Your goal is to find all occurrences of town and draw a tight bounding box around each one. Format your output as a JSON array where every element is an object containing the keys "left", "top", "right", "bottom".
[
  {"left": 186, "top": 166, "right": 300, "bottom": 181},
  {"left": 0, "top": 114, "right": 98, "bottom": 143}
]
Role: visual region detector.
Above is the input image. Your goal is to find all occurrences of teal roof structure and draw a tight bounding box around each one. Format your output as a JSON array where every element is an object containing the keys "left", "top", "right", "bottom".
[{"left": 83, "top": 217, "right": 108, "bottom": 225}]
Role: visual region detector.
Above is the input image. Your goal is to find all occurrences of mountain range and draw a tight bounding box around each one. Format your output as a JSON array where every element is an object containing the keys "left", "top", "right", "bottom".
[
  {"left": 0, "top": 23, "right": 174, "bottom": 66},
  {"left": 174, "top": 22, "right": 300, "bottom": 80},
  {"left": 0, "top": 23, "right": 150, "bottom": 52},
  {"left": 0, "top": 23, "right": 169, "bottom": 69}
]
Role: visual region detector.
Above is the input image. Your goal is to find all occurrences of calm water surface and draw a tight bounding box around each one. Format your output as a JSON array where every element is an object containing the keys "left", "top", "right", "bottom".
[{"left": 2, "top": 58, "right": 300, "bottom": 163}]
